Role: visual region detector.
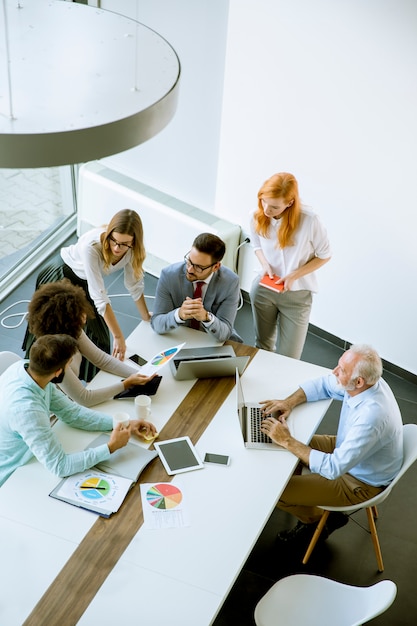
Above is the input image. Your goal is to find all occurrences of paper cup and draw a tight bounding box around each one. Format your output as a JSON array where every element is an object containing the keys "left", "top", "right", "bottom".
[
  {"left": 135, "top": 395, "right": 151, "bottom": 419},
  {"left": 112, "top": 412, "right": 130, "bottom": 428}
]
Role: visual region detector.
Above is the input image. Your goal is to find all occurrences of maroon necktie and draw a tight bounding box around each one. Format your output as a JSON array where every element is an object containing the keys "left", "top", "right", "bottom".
[{"left": 190, "top": 281, "right": 205, "bottom": 329}]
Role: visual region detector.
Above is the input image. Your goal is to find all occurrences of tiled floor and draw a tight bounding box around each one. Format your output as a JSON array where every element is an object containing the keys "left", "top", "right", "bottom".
[
  {"left": 1, "top": 252, "right": 417, "bottom": 625},
  {"left": 0, "top": 168, "right": 66, "bottom": 270}
]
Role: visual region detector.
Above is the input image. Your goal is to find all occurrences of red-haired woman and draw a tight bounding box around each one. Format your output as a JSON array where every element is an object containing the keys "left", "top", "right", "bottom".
[{"left": 250, "top": 173, "right": 331, "bottom": 359}]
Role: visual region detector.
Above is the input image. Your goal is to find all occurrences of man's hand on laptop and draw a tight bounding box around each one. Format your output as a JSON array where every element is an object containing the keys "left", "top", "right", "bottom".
[
  {"left": 259, "top": 399, "right": 292, "bottom": 421},
  {"left": 260, "top": 415, "right": 291, "bottom": 447}
]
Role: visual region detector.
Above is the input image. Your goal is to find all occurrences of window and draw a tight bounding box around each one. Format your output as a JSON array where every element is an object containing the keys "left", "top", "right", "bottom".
[{"left": 0, "top": 165, "right": 77, "bottom": 301}]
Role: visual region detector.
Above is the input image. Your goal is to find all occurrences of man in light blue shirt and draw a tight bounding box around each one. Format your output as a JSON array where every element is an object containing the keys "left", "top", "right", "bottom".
[
  {"left": 260, "top": 344, "right": 403, "bottom": 546},
  {"left": 0, "top": 335, "right": 156, "bottom": 487}
]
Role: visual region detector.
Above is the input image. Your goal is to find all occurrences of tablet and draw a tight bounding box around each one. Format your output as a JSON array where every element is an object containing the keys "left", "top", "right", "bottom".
[
  {"left": 154, "top": 437, "right": 204, "bottom": 475},
  {"left": 113, "top": 375, "right": 162, "bottom": 399}
]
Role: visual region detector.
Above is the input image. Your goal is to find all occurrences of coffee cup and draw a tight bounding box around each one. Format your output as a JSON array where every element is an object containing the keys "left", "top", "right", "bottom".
[
  {"left": 135, "top": 395, "right": 151, "bottom": 419},
  {"left": 112, "top": 411, "right": 130, "bottom": 429}
]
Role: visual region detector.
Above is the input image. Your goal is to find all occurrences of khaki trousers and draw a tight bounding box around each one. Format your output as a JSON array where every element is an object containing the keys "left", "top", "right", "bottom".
[
  {"left": 249, "top": 280, "right": 312, "bottom": 358},
  {"left": 277, "top": 435, "right": 384, "bottom": 524}
]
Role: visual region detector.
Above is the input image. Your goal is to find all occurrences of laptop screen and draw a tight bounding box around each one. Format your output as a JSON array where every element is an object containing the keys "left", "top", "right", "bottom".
[{"left": 235, "top": 369, "right": 247, "bottom": 441}]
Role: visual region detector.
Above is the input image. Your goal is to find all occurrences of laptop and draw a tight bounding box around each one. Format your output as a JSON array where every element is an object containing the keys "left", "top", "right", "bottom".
[
  {"left": 236, "top": 370, "right": 291, "bottom": 450},
  {"left": 170, "top": 345, "right": 250, "bottom": 381}
]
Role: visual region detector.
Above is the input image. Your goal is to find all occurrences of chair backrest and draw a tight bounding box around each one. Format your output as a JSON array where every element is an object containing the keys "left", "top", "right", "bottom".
[
  {"left": 378, "top": 423, "right": 417, "bottom": 498},
  {"left": 398, "top": 423, "right": 417, "bottom": 479},
  {"left": 254, "top": 574, "right": 397, "bottom": 626},
  {"left": 0, "top": 351, "right": 22, "bottom": 376},
  {"left": 356, "top": 423, "right": 417, "bottom": 513}
]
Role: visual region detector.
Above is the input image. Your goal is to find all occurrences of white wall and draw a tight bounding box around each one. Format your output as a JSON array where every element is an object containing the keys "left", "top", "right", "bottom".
[
  {"left": 98, "top": 0, "right": 229, "bottom": 210},
  {"left": 216, "top": 0, "right": 417, "bottom": 374},
  {"left": 96, "top": 0, "right": 417, "bottom": 375}
]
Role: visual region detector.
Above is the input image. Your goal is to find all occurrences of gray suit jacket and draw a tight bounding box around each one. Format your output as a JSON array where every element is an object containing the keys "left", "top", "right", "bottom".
[{"left": 150, "top": 262, "right": 242, "bottom": 342}]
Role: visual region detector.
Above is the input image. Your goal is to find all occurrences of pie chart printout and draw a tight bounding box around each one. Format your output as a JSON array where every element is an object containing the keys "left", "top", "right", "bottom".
[
  {"left": 150, "top": 347, "right": 177, "bottom": 367},
  {"left": 146, "top": 483, "right": 183, "bottom": 510},
  {"left": 79, "top": 476, "right": 111, "bottom": 500}
]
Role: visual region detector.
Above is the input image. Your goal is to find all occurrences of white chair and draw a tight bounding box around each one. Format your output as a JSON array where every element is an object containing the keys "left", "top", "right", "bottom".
[
  {"left": 0, "top": 351, "right": 22, "bottom": 375},
  {"left": 254, "top": 574, "right": 397, "bottom": 626},
  {"left": 303, "top": 423, "right": 417, "bottom": 571}
]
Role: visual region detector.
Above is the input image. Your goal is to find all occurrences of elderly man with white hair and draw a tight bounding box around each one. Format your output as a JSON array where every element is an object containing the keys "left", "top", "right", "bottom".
[{"left": 259, "top": 344, "right": 403, "bottom": 546}]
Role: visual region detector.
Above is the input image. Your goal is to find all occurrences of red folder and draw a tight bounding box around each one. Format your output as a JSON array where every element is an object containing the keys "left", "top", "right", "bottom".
[{"left": 259, "top": 274, "right": 284, "bottom": 292}]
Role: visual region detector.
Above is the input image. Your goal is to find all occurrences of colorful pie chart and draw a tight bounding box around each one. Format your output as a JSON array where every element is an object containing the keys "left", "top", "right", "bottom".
[
  {"left": 150, "top": 347, "right": 178, "bottom": 367},
  {"left": 146, "top": 483, "right": 183, "bottom": 509},
  {"left": 79, "top": 476, "right": 111, "bottom": 500}
]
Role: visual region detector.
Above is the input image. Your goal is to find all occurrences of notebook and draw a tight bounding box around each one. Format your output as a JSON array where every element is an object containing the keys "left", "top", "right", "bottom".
[
  {"left": 170, "top": 345, "right": 250, "bottom": 381},
  {"left": 259, "top": 274, "right": 284, "bottom": 292},
  {"left": 49, "top": 435, "right": 158, "bottom": 517},
  {"left": 87, "top": 433, "right": 158, "bottom": 482},
  {"left": 235, "top": 370, "right": 291, "bottom": 450}
]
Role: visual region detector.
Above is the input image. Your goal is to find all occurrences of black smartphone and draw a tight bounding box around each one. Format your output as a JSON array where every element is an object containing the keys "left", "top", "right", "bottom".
[
  {"left": 203, "top": 453, "right": 231, "bottom": 466},
  {"left": 128, "top": 354, "right": 148, "bottom": 366}
]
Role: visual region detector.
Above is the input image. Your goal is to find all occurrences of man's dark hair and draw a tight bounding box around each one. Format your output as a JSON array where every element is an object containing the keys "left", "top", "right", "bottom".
[
  {"left": 192, "top": 233, "right": 226, "bottom": 263},
  {"left": 29, "top": 335, "right": 78, "bottom": 376}
]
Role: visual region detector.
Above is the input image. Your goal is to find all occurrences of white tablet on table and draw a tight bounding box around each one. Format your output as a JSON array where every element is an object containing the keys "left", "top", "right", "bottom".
[{"left": 154, "top": 437, "right": 204, "bottom": 475}]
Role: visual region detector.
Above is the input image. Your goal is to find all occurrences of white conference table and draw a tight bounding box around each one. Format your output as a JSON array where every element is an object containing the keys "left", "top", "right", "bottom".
[{"left": 0, "top": 323, "right": 331, "bottom": 626}]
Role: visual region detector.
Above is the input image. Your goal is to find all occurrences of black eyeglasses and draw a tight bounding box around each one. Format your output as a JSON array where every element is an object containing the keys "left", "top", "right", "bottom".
[
  {"left": 108, "top": 235, "right": 133, "bottom": 250},
  {"left": 184, "top": 252, "right": 216, "bottom": 274}
]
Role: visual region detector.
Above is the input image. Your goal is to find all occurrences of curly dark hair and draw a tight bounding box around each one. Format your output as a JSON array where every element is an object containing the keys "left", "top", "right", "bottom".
[{"left": 27, "top": 279, "right": 95, "bottom": 339}]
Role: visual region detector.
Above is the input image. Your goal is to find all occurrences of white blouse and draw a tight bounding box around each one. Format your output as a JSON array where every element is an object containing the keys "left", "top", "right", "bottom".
[
  {"left": 61, "top": 228, "right": 144, "bottom": 316},
  {"left": 249, "top": 208, "right": 331, "bottom": 293}
]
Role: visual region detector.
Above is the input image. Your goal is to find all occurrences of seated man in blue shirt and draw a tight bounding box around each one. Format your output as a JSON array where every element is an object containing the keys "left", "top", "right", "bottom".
[
  {"left": 0, "top": 334, "right": 156, "bottom": 487},
  {"left": 151, "top": 232, "right": 242, "bottom": 343},
  {"left": 260, "top": 344, "right": 403, "bottom": 546}
]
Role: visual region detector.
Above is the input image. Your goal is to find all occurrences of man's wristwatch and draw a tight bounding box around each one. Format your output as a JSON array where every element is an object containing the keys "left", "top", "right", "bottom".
[{"left": 205, "top": 312, "right": 213, "bottom": 323}]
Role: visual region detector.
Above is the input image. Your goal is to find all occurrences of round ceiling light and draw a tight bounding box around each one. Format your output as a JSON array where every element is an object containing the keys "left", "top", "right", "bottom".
[{"left": 0, "top": 0, "right": 180, "bottom": 167}]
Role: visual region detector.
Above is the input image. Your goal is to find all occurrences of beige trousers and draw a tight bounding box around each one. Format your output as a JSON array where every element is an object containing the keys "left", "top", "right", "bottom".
[
  {"left": 249, "top": 280, "right": 312, "bottom": 358},
  {"left": 277, "top": 435, "right": 384, "bottom": 524}
]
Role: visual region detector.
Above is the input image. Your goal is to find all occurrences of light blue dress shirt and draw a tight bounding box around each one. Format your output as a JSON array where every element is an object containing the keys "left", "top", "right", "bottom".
[
  {"left": 302, "top": 374, "right": 403, "bottom": 486},
  {"left": 0, "top": 361, "right": 113, "bottom": 487}
]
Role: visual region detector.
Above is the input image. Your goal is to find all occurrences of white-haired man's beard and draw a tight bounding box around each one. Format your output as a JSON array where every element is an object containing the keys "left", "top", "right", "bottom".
[{"left": 336, "top": 378, "right": 357, "bottom": 392}]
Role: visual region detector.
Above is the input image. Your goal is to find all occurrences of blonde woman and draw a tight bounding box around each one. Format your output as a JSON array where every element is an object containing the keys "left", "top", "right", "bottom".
[
  {"left": 23, "top": 209, "right": 150, "bottom": 380},
  {"left": 250, "top": 173, "right": 331, "bottom": 359}
]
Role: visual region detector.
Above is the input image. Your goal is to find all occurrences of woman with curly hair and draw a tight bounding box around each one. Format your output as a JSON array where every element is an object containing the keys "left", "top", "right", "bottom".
[
  {"left": 24, "top": 279, "right": 155, "bottom": 407},
  {"left": 250, "top": 172, "right": 331, "bottom": 359},
  {"left": 23, "top": 209, "right": 151, "bottom": 380}
]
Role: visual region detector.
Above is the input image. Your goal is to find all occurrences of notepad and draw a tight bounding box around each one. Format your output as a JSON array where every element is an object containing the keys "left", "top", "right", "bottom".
[{"left": 259, "top": 274, "right": 284, "bottom": 292}]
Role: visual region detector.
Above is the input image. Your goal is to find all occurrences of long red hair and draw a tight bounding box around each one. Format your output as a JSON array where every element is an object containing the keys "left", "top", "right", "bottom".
[{"left": 253, "top": 172, "right": 301, "bottom": 248}]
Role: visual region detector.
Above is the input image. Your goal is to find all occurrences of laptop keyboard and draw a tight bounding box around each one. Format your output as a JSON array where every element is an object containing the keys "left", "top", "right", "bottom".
[{"left": 250, "top": 407, "right": 271, "bottom": 444}]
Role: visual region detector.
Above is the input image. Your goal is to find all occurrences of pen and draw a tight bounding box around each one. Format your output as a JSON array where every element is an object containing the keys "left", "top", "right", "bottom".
[{"left": 80, "top": 485, "right": 107, "bottom": 490}]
